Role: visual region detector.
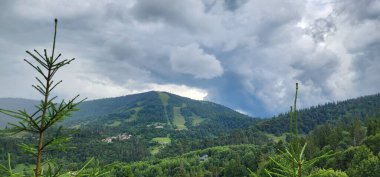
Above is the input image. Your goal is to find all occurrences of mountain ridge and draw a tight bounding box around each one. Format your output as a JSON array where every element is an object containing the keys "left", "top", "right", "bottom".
[{"left": 0, "top": 91, "right": 258, "bottom": 130}]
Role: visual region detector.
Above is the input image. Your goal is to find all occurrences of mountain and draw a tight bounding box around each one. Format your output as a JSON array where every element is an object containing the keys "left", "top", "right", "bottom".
[
  {"left": 0, "top": 91, "right": 258, "bottom": 131},
  {"left": 0, "top": 91, "right": 260, "bottom": 164},
  {"left": 66, "top": 91, "right": 258, "bottom": 131}
]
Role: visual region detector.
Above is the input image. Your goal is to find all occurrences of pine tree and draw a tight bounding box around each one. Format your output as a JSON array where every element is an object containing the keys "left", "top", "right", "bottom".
[
  {"left": 0, "top": 19, "right": 84, "bottom": 177},
  {"left": 250, "top": 83, "right": 334, "bottom": 177}
]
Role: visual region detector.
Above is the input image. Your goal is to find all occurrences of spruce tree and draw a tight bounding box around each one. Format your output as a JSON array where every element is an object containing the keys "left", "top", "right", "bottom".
[{"left": 0, "top": 19, "right": 84, "bottom": 177}]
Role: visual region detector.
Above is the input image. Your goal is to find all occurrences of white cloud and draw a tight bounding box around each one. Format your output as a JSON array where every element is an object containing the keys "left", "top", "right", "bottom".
[
  {"left": 170, "top": 43, "right": 224, "bottom": 79},
  {"left": 148, "top": 83, "right": 208, "bottom": 100},
  {"left": 56, "top": 73, "right": 208, "bottom": 101}
]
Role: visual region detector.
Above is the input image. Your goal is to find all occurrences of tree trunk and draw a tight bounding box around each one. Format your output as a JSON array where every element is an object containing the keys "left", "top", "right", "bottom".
[{"left": 35, "top": 132, "right": 44, "bottom": 177}]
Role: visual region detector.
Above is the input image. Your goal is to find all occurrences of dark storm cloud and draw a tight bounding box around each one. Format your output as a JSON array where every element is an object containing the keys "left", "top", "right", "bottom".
[
  {"left": 307, "top": 17, "right": 336, "bottom": 43},
  {"left": 223, "top": 0, "right": 248, "bottom": 11},
  {"left": 334, "top": 0, "right": 380, "bottom": 96},
  {"left": 0, "top": 0, "right": 379, "bottom": 116},
  {"left": 131, "top": 0, "right": 217, "bottom": 32}
]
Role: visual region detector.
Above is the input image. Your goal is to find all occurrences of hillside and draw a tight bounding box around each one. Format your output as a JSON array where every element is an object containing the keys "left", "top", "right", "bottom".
[
  {"left": 0, "top": 98, "right": 38, "bottom": 128},
  {"left": 257, "top": 93, "right": 380, "bottom": 135},
  {"left": 0, "top": 91, "right": 260, "bottom": 164},
  {"left": 0, "top": 91, "right": 258, "bottom": 131},
  {"left": 65, "top": 91, "right": 258, "bottom": 132}
]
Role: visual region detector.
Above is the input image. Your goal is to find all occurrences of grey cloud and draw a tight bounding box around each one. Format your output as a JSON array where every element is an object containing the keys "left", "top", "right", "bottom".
[
  {"left": 307, "top": 17, "right": 336, "bottom": 43},
  {"left": 336, "top": 0, "right": 380, "bottom": 23},
  {"left": 170, "top": 43, "right": 223, "bottom": 79},
  {"left": 293, "top": 50, "right": 339, "bottom": 95},
  {"left": 0, "top": 0, "right": 379, "bottom": 117},
  {"left": 223, "top": 0, "right": 248, "bottom": 11},
  {"left": 334, "top": 0, "right": 380, "bottom": 96},
  {"left": 131, "top": 0, "right": 217, "bottom": 32}
]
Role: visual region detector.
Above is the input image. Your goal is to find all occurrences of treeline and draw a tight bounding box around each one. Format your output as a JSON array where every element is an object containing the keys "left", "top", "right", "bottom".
[{"left": 258, "top": 94, "right": 380, "bottom": 134}]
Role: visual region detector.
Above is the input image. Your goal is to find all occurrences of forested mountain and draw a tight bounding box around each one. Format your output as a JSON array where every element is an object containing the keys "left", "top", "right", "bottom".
[
  {"left": 257, "top": 94, "right": 380, "bottom": 135},
  {"left": 0, "top": 91, "right": 258, "bottom": 131},
  {"left": 66, "top": 91, "right": 259, "bottom": 132},
  {"left": 0, "top": 91, "right": 260, "bottom": 166},
  {"left": 0, "top": 98, "right": 38, "bottom": 128}
]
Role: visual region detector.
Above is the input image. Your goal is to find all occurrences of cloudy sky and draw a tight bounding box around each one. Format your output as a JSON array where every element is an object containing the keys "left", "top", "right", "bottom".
[{"left": 0, "top": 0, "right": 379, "bottom": 117}]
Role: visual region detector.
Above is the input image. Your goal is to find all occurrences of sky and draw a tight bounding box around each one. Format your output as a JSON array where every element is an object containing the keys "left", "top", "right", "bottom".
[{"left": 0, "top": 0, "right": 379, "bottom": 117}]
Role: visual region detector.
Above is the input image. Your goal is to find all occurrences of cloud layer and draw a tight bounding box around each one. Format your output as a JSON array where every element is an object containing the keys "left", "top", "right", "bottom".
[
  {"left": 170, "top": 43, "right": 223, "bottom": 79},
  {"left": 0, "top": 0, "right": 379, "bottom": 117}
]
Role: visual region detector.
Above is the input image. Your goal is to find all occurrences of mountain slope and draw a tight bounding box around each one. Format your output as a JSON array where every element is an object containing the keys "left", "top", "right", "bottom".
[
  {"left": 257, "top": 93, "right": 380, "bottom": 134},
  {"left": 66, "top": 91, "right": 258, "bottom": 133},
  {"left": 0, "top": 91, "right": 258, "bottom": 132},
  {"left": 0, "top": 98, "right": 39, "bottom": 128}
]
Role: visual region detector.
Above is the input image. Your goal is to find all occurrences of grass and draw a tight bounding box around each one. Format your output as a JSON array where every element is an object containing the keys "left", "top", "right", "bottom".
[
  {"left": 70, "top": 124, "right": 81, "bottom": 129},
  {"left": 151, "top": 136, "right": 172, "bottom": 155},
  {"left": 191, "top": 115, "right": 204, "bottom": 126},
  {"left": 265, "top": 133, "right": 286, "bottom": 143},
  {"left": 158, "top": 92, "right": 172, "bottom": 127},
  {"left": 150, "top": 146, "right": 161, "bottom": 155},
  {"left": 126, "top": 107, "right": 143, "bottom": 122},
  {"left": 158, "top": 92, "right": 169, "bottom": 107},
  {"left": 106, "top": 120, "right": 121, "bottom": 127},
  {"left": 152, "top": 137, "right": 171, "bottom": 144},
  {"left": 173, "top": 106, "right": 187, "bottom": 130}
]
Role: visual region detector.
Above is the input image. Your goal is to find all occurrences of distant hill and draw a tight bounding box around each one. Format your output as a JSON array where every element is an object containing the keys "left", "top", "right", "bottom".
[
  {"left": 257, "top": 93, "right": 380, "bottom": 134},
  {"left": 0, "top": 98, "right": 38, "bottom": 128}
]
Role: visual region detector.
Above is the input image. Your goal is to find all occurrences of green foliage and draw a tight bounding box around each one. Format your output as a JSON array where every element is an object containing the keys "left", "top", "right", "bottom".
[
  {"left": 363, "top": 132, "right": 380, "bottom": 154},
  {"left": 113, "top": 144, "right": 260, "bottom": 177},
  {"left": 258, "top": 93, "right": 380, "bottom": 135},
  {"left": 173, "top": 106, "right": 187, "bottom": 130},
  {"left": 0, "top": 154, "right": 22, "bottom": 177},
  {"left": 308, "top": 169, "right": 348, "bottom": 177},
  {"left": 367, "top": 117, "right": 380, "bottom": 136},
  {"left": 263, "top": 83, "right": 333, "bottom": 177}
]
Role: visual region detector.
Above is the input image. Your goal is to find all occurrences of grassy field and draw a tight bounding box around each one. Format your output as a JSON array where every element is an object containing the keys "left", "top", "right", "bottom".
[
  {"left": 150, "top": 146, "right": 160, "bottom": 155},
  {"left": 126, "top": 107, "right": 143, "bottom": 122},
  {"left": 152, "top": 137, "right": 171, "bottom": 144},
  {"left": 106, "top": 120, "right": 121, "bottom": 127},
  {"left": 191, "top": 115, "right": 204, "bottom": 126},
  {"left": 265, "top": 133, "right": 287, "bottom": 142},
  {"left": 151, "top": 137, "right": 172, "bottom": 155},
  {"left": 173, "top": 106, "right": 187, "bottom": 130},
  {"left": 70, "top": 124, "right": 81, "bottom": 129},
  {"left": 158, "top": 92, "right": 169, "bottom": 107},
  {"left": 158, "top": 92, "right": 173, "bottom": 127}
]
